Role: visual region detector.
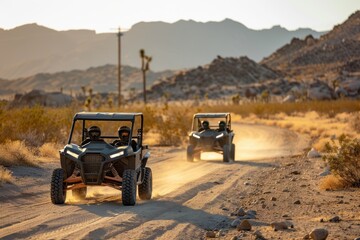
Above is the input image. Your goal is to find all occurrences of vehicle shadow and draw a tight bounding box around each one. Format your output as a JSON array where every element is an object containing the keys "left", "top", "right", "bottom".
[
  {"left": 196, "top": 158, "right": 278, "bottom": 168},
  {"left": 74, "top": 180, "right": 232, "bottom": 239},
  {"left": 79, "top": 199, "right": 230, "bottom": 239}
]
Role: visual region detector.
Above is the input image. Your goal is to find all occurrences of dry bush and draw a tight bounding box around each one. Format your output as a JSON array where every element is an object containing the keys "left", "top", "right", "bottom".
[
  {"left": 323, "top": 135, "right": 360, "bottom": 187},
  {"left": 319, "top": 174, "right": 346, "bottom": 190},
  {"left": 39, "top": 142, "right": 61, "bottom": 158},
  {"left": 0, "top": 166, "right": 12, "bottom": 185},
  {"left": 0, "top": 105, "right": 75, "bottom": 147},
  {"left": 314, "top": 137, "right": 331, "bottom": 152},
  {"left": 349, "top": 112, "right": 360, "bottom": 133},
  {"left": 0, "top": 141, "right": 37, "bottom": 167}
]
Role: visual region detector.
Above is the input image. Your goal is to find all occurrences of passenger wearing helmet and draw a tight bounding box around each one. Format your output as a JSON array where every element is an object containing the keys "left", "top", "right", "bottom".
[
  {"left": 199, "top": 120, "right": 210, "bottom": 131},
  {"left": 112, "top": 126, "right": 138, "bottom": 150},
  {"left": 112, "top": 126, "right": 130, "bottom": 146},
  {"left": 81, "top": 126, "right": 103, "bottom": 146},
  {"left": 218, "top": 121, "right": 226, "bottom": 132}
]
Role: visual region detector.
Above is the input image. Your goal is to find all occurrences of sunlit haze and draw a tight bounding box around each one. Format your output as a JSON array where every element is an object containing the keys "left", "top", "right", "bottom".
[{"left": 1, "top": 0, "right": 359, "bottom": 32}]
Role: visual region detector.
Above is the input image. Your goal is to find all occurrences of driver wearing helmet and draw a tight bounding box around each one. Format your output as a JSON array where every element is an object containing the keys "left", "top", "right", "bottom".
[
  {"left": 199, "top": 120, "right": 210, "bottom": 131},
  {"left": 81, "top": 126, "right": 103, "bottom": 146}
]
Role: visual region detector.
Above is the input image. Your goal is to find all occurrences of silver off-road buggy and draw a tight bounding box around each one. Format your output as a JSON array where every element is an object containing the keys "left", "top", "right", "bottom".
[
  {"left": 187, "top": 113, "right": 235, "bottom": 162},
  {"left": 51, "top": 112, "right": 152, "bottom": 206}
]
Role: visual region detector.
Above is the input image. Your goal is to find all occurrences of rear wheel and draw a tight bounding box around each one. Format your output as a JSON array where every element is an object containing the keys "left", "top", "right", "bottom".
[
  {"left": 51, "top": 168, "right": 67, "bottom": 204},
  {"left": 223, "top": 144, "right": 230, "bottom": 163},
  {"left": 231, "top": 143, "right": 236, "bottom": 162},
  {"left": 72, "top": 187, "right": 87, "bottom": 200},
  {"left": 122, "top": 169, "right": 137, "bottom": 206},
  {"left": 187, "top": 145, "right": 194, "bottom": 162},
  {"left": 139, "top": 167, "right": 152, "bottom": 200}
]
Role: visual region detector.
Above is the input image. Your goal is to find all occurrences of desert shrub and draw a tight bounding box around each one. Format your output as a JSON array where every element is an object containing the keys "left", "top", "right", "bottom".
[
  {"left": 0, "top": 141, "right": 37, "bottom": 167},
  {"left": 39, "top": 142, "right": 61, "bottom": 158},
  {"left": 156, "top": 106, "right": 192, "bottom": 145},
  {"left": 0, "top": 166, "right": 12, "bottom": 185},
  {"left": 319, "top": 175, "right": 346, "bottom": 190},
  {"left": 323, "top": 135, "right": 360, "bottom": 187},
  {"left": 349, "top": 112, "right": 360, "bottom": 133},
  {"left": 0, "top": 105, "right": 75, "bottom": 146}
]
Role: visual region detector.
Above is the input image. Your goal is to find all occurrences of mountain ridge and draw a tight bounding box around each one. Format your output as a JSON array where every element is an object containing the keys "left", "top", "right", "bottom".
[{"left": 0, "top": 19, "right": 325, "bottom": 79}]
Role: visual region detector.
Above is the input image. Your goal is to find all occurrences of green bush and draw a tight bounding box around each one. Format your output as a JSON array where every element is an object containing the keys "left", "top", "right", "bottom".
[{"left": 323, "top": 134, "right": 360, "bottom": 187}]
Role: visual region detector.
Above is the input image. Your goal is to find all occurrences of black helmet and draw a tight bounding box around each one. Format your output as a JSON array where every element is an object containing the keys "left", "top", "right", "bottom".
[
  {"left": 202, "top": 120, "right": 210, "bottom": 130},
  {"left": 118, "top": 126, "right": 131, "bottom": 142},
  {"left": 88, "top": 126, "right": 101, "bottom": 140},
  {"left": 218, "top": 121, "right": 226, "bottom": 131}
]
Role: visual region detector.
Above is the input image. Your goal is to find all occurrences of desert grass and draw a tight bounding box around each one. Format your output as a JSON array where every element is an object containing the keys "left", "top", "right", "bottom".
[
  {"left": 0, "top": 141, "right": 37, "bottom": 167},
  {"left": 39, "top": 142, "right": 61, "bottom": 159},
  {"left": 240, "top": 110, "right": 360, "bottom": 152},
  {"left": 319, "top": 175, "right": 347, "bottom": 190},
  {"left": 0, "top": 105, "right": 75, "bottom": 147},
  {"left": 0, "top": 166, "right": 12, "bottom": 185}
]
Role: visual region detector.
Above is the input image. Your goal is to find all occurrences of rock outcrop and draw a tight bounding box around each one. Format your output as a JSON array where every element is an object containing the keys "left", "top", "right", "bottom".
[
  {"left": 12, "top": 89, "right": 73, "bottom": 107},
  {"left": 142, "top": 56, "right": 280, "bottom": 101}
]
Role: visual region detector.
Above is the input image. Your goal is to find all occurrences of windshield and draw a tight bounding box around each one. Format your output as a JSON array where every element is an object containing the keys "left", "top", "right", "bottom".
[
  {"left": 69, "top": 120, "right": 133, "bottom": 145},
  {"left": 192, "top": 117, "right": 227, "bottom": 131}
]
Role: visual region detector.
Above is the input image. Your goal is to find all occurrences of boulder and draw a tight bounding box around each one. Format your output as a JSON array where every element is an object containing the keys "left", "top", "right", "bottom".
[
  {"left": 329, "top": 216, "right": 341, "bottom": 222},
  {"left": 307, "top": 148, "right": 321, "bottom": 158},
  {"left": 236, "top": 208, "right": 246, "bottom": 216},
  {"left": 237, "top": 219, "right": 252, "bottom": 231},
  {"left": 205, "top": 230, "right": 216, "bottom": 238},
  {"left": 341, "top": 79, "right": 360, "bottom": 96},
  {"left": 309, "top": 228, "right": 329, "bottom": 240},
  {"left": 270, "top": 221, "right": 293, "bottom": 231},
  {"left": 307, "top": 81, "right": 335, "bottom": 100},
  {"left": 12, "top": 89, "right": 72, "bottom": 107}
]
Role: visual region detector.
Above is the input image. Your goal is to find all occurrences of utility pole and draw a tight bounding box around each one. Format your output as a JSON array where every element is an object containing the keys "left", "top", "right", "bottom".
[{"left": 117, "top": 27, "right": 123, "bottom": 108}]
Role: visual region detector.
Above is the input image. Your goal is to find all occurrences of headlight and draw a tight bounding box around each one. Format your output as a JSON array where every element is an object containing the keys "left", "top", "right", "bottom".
[
  {"left": 216, "top": 133, "right": 224, "bottom": 139},
  {"left": 193, "top": 133, "right": 201, "bottom": 139},
  {"left": 110, "top": 151, "right": 124, "bottom": 159},
  {"left": 67, "top": 150, "right": 79, "bottom": 158}
]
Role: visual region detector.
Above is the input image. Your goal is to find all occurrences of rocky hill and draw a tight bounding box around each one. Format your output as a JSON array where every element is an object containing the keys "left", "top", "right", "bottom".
[
  {"left": 142, "top": 56, "right": 281, "bottom": 101},
  {"left": 261, "top": 11, "right": 360, "bottom": 81},
  {"left": 0, "top": 20, "right": 324, "bottom": 79},
  {"left": 0, "top": 65, "right": 174, "bottom": 99}
]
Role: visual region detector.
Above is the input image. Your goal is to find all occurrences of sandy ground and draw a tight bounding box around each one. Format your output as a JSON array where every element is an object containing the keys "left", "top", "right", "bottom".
[{"left": 0, "top": 123, "right": 359, "bottom": 239}]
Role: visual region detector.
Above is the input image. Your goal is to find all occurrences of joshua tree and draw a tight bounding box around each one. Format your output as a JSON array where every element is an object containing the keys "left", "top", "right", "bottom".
[{"left": 140, "top": 49, "right": 152, "bottom": 104}]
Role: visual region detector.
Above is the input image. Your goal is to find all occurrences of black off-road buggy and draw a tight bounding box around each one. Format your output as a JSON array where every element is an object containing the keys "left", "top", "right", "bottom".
[
  {"left": 187, "top": 113, "right": 235, "bottom": 162},
  {"left": 50, "top": 112, "right": 152, "bottom": 206}
]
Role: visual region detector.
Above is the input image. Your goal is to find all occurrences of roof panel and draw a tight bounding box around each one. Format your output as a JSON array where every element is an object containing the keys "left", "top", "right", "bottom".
[
  {"left": 193, "top": 113, "right": 230, "bottom": 118},
  {"left": 74, "top": 112, "right": 142, "bottom": 121}
]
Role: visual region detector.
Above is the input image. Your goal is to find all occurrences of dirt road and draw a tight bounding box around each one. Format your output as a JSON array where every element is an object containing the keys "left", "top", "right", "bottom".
[{"left": 0, "top": 124, "right": 309, "bottom": 239}]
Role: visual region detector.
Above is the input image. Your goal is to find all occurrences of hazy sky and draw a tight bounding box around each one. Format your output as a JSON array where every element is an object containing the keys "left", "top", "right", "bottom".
[{"left": 1, "top": 0, "right": 359, "bottom": 32}]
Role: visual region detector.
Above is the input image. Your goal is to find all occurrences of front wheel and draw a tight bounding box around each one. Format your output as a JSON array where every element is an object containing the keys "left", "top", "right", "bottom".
[
  {"left": 231, "top": 143, "right": 236, "bottom": 162},
  {"left": 51, "top": 168, "right": 67, "bottom": 204},
  {"left": 223, "top": 144, "right": 230, "bottom": 163},
  {"left": 138, "top": 167, "right": 152, "bottom": 200},
  {"left": 122, "top": 169, "right": 137, "bottom": 206},
  {"left": 187, "top": 145, "right": 195, "bottom": 162}
]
